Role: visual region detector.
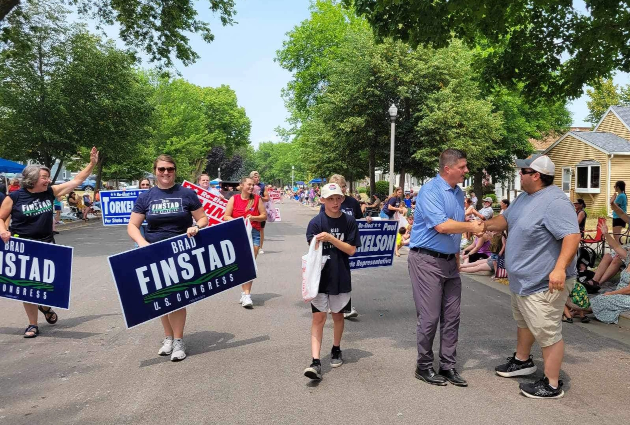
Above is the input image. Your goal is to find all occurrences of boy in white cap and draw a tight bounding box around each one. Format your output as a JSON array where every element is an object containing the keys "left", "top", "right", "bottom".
[
  {"left": 303, "top": 183, "right": 361, "bottom": 380},
  {"left": 483, "top": 154, "right": 580, "bottom": 399}
]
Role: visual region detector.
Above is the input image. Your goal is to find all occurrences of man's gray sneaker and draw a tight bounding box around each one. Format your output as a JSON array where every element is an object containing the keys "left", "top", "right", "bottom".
[
  {"left": 330, "top": 349, "right": 343, "bottom": 368},
  {"left": 158, "top": 337, "right": 173, "bottom": 356},
  {"left": 304, "top": 362, "right": 322, "bottom": 380},
  {"left": 170, "top": 339, "right": 186, "bottom": 362}
]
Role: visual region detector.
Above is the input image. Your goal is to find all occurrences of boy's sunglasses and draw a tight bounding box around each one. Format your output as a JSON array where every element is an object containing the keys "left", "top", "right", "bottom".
[{"left": 157, "top": 167, "right": 176, "bottom": 173}]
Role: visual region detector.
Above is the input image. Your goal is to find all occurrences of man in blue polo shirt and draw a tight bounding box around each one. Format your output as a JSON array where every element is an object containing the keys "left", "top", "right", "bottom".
[{"left": 409, "top": 149, "right": 483, "bottom": 387}]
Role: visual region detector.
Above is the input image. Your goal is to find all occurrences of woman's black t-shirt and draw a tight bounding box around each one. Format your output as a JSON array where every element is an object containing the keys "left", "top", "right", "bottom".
[
  {"left": 306, "top": 211, "right": 360, "bottom": 295},
  {"left": 381, "top": 196, "right": 401, "bottom": 217},
  {"left": 133, "top": 184, "right": 203, "bottom": 243},
  {"left": 9, "top": 187, "right": 55, "bottom": 241}
]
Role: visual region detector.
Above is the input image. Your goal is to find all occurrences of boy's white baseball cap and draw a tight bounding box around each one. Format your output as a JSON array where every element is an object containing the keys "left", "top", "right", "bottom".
[
  {"left": 321, "top": 183, "right": 344, "bottom": 198},
  {"left": 515, "top": 154, "right": 555, "bottom": 176}
]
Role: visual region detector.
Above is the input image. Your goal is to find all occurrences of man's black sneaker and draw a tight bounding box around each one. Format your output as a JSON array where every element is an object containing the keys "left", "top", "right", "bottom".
[
  {"left": 495, "top": 353, "right": 537, "bottom": 378},
  {"left": 330, "top": 349, "right": 343, "bottom": 368},
  {"left": 304, "top": 362, "right": 322, "bottom": 380},
  {"left": 520, "top": 377, "right": 564, "bottom": 399}
]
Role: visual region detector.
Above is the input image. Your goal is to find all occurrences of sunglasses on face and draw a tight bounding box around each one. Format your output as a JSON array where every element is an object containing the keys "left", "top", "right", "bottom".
[
  {"left": 157, "top": 167, "right": 176, "bottom": 173},
  {"left": 520, "top": 168, "right": 538, "bottom": 175},
  {"left": 140, "top": 184, "right": 150, "bottom": 187}
]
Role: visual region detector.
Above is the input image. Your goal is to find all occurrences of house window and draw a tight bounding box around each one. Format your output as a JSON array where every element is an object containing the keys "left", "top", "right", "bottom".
[
  {"left": 575, "top": 161, "right": 601, "bottom": 193},
  {"left": 562, "top": 167, "right": 571, "bottom": 192}
]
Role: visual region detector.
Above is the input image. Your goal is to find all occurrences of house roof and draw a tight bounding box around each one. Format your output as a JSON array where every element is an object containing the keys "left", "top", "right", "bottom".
[
  {"left": 529, "top": 127, "right": 592, "bottom": 152},
  {"left": 571, "top": 131, "right": 630, "bottom": 153},
  {"left": 543, "top": 130, "right": 630, "bottom": 155},
  {"left": 611, "top": 105, "right": 630, "bottom": 126}
]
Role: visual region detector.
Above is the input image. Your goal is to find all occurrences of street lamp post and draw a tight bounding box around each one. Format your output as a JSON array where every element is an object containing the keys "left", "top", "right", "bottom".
[
  {"left": 291, "top": 165, "right": 294, "bottom": 189},
  {"left": 388, "top": 103, "right": 398, "bottom": 195}
]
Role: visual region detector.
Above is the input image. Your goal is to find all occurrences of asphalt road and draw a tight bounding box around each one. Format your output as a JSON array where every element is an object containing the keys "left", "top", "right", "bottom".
[{"left": 1, "top": 201, "right": 630, "bottom": 424}]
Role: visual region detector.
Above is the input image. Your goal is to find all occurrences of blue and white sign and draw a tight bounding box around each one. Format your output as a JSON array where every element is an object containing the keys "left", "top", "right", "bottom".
[
  {"left": 108, "top": 218, "right": 257, "bottom": 329},
  {"left": 100, "top": 189, "right": 146, "bottom": 226},
  {"left": 349, "top": 220, "right": 398, "bottom": 270},
  {"left": 0, "top": 238, "right": 73, "bottom": 309}
]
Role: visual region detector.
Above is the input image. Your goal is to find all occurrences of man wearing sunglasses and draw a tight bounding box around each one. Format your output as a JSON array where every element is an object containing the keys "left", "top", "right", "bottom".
[{"left": 482, "top": 154, "right": 580, "bottom": 399}]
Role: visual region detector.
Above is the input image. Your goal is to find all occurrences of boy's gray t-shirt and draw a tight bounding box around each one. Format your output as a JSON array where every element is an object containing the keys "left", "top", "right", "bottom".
[{"left": 503, "top": 185, "right": 579, "bottom": 296}]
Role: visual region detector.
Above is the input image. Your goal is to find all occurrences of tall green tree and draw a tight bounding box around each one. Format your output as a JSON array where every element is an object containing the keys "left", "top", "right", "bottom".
[
  {"left": 350, "top": 0, "right": 630, "bottom": 100},
  {"left": 149, "top": 77, "right": 251, "bottom": 181},
  {"left": 0, "top": 0, "right": 77, "bottom": 170},
  {"left": 1, "top": 0, "right": 237, "bottom": 67},
  {"left": 585, "top": 78, "right": 630, "bottom": 126}
]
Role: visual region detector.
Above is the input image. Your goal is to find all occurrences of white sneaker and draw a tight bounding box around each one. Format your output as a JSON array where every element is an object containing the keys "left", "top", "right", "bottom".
[
  {"left": 171, "top": 339, "right": 186, "bottom": 361},
  {"left": 259, "top": 249, "right": 264, "bottom": 254},
  {"left": 158, "top": 336, "right": 173, "bottom": 356},
  {"left": 241, "top": 294, "right": 253, "bottom": 309},
  {"left": 344, "top": 307, "right": 359, "bottom": 319},
  {"left": 238, "top": 292, "right": 245, "bottom": 304}
]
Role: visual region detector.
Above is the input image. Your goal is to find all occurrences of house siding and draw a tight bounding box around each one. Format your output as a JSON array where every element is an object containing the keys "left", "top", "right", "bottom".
[
  {"left": 610, "top": 156, "right": 630, "bottom": 204},
  {"left": 547, "top": 135, "right": 609, "bottom": 213},
  {"left": 596, "top": 111, "right": 630, "bottom": 141}
]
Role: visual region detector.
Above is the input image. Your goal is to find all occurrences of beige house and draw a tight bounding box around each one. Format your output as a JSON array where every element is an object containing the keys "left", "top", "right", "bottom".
[{"left": 543, "top": 106, "right": 630, "bottom": 215}]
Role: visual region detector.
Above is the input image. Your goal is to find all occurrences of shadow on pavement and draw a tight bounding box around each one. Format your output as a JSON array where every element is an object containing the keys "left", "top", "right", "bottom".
[
  {"left": 305, "top": 348, "right": 374, "bottom": 387},
  {"left": 252, "top": 292, "right": 281, "bottom": 306},
  {"left": 51, "top": 313, "right": 120, "bottom": 330},
  {"left": 0, "top": 326, "right": 101, "bottom": 339},
  {"left": 138, "top": 331, "right": 271, "bottom": 368}
]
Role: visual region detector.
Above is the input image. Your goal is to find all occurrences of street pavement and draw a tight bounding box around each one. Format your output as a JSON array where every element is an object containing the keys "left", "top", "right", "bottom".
[{"left": 1, "top": 201, "right": 630, "bottom": 424}]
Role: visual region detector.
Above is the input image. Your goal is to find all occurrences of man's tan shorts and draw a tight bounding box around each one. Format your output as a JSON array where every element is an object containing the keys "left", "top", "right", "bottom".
[{"left": 510, "top": 278, "right": 575, "bottom": 348}]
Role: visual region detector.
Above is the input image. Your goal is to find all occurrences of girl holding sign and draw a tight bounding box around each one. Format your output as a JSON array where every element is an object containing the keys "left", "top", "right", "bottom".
[
  {"left": 0, "top": 147, "right": 100, "bottom": 338},
  {"left": 224, "top": 176, "right": 267, "bottom": 309},
  {"left": 128, "top": 155, "right": 208, "bottom": 362}
]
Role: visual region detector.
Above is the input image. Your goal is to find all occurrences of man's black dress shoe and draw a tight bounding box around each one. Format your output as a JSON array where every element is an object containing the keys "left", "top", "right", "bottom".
[
  {"left": 415, "top": 366, "right": 447, "bottom": 386},
  {"left": 439, "top": 368, "right": 468, "bottom": 387}
]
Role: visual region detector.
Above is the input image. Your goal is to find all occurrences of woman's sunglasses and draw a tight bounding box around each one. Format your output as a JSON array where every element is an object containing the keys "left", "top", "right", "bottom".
[{"left": 157, "top": 167, "right": 176, "bottom": 173}]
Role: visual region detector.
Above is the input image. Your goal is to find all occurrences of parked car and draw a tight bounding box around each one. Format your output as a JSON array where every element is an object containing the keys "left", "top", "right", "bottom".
[{"left": 77, "top": 179, "right": 101, "bottom": 191}]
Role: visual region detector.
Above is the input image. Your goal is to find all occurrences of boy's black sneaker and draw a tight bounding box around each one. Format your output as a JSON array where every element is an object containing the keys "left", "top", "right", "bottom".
[
  {"left": 520, "top": 377, "right": 564, "bottom": 399},
  {"left": 495, "top": 353, "right": 537, "bottom": 377},
  {"left": 304, "top": 362, "right": 322, "bottom": 380},
  {"left": 330, "top": 349, "right": 343, "bottom": 368}
]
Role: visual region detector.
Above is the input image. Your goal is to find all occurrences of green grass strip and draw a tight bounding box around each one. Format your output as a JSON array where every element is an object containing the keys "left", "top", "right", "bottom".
[{"left": 0, "top": 275, "right": 54, "bottom": 290}]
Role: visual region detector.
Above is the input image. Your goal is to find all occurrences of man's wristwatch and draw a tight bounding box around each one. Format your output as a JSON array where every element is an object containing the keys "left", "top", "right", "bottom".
[{"left": 194, "top": 224, "right": 200, "bottom": 229}]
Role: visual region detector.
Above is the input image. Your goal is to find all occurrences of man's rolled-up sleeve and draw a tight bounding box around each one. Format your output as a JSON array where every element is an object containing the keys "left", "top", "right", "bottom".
[{"left": 418, "top": 190, "right": 448, "bottom": 229}]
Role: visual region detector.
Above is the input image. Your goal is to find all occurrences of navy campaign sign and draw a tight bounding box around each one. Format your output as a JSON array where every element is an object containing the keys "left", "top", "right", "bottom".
[
  {"left": 108, "top": 218, "right": 257, "bottom": 329},
  {"left": 100, "top": 189, "right": 147, "bottom": 226},
  {"left": 0, "top": 238, "right": 73, "bottom": 309},
  {"left": 349, "top": 220, "right": 398, "bottom": 270}
]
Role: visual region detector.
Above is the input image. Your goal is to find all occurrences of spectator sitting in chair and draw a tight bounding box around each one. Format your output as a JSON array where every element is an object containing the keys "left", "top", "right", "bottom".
[
  {"left": 574, "top": 198, "right": 587, "bottom": 236},
  {"left": 67, "top": 192, "right": 80, "bottom": 218},
  {"left": 479, "top": 197, "right": 495, "bottom": 220},
  {"left": 82, "top": 192, "right": 93, "bottom": 221},
  {"left": 461, "top": 232, "right": 492, "bottom": 264}
]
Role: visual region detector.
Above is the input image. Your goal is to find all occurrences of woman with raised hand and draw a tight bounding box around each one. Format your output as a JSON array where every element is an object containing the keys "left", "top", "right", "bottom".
[
  {"left": 223, "top": 176, "right": 267, "bottom": 309},
  {"left": 128, "top": 155, "right": 208, "bottom": 362},
  {"left": 0, "top": 147, "right": 99, "bottom": 338}
]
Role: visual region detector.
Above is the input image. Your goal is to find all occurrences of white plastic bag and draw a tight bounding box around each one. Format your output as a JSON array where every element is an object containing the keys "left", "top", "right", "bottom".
[
  {"left": 245, "top": 218, "right": 258, "bottom": 274},
  {"left": 395, "top": 212, "right": 408, "bottom": 232},
  {"left": 301, "top": 237, "right": 323, "bottom": 302}
]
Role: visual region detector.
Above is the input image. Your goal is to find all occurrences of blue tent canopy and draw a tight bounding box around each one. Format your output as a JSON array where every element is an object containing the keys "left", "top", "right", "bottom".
[
  {"left": 295, "top": 181, "right": 305, "bottom": 185},
  {"left": 0, "top": 158, "right": 25, "bottom": 173},
  {"left": 309, "top": 178, "right": 324, "bottom": 184}
]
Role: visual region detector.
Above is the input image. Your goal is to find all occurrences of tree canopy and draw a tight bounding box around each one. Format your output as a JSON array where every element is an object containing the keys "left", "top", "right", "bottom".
[
  {"left": 0, "top": 0, "right": 237, "bottom": 66},
  {"left": 350, "top": 0, "right": 630, "bottom": 100}
]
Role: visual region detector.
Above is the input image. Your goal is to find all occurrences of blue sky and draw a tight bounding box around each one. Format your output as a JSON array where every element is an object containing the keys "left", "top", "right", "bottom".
[{"left": 91, "top": 0, "right": 628, "bottom": 147}]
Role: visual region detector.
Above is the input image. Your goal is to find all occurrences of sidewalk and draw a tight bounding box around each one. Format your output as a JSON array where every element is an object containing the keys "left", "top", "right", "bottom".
[
  {"left": 465, "top": 272, "right": 630, "bottom": 329},
  {"left": 55, "top": 215, "right": 101, "bottom": 233}
]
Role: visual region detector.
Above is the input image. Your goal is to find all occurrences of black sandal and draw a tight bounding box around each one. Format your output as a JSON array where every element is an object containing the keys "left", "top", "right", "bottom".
[
  {"left": 581, "top": 316, "right": 591, "bottom": 323},
  {"left": 38, "top": 306, "right": 58, "bottom": 324},
  {"left": 24, "top": 325, "right": 39, "bottom": 338},
  {"left": 562, "top": 315, "right": 573, "bottom": 323}
]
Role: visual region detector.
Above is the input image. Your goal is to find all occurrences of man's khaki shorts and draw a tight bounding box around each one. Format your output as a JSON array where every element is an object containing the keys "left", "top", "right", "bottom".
[{"left": 510, "top": 278, "right": 575, "bottom": 348}]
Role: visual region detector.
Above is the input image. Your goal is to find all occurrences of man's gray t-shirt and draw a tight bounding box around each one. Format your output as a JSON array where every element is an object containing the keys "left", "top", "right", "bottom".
[
  {"left": 479, "top": 206, "right": 494, "bottom": 220},
  {"left": 503, "top": 185, "right": 579, "bottom": 296}
]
